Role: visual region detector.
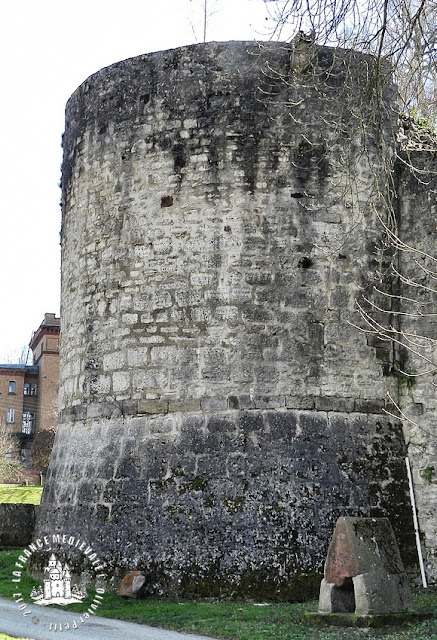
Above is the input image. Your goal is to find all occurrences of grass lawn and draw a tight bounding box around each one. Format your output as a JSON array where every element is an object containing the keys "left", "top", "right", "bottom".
[
  {"left": 0, "top": 635, "right": 33, "bottom": 640},
  {"left": 0, "top": 485, "right": 42, "bottom": 505},
  {"left": 0, "top": 549, "right": 435, "bottom": 639}
]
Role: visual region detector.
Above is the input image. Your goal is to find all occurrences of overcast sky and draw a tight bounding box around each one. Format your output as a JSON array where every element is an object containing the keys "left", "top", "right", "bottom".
[{"left": 0, "top": 0, "right": 284, "bottom": 362}]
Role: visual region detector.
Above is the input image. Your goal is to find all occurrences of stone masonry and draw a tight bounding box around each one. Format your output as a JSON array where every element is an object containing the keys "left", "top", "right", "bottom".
[
  {"left": 396, "top": 149, "right": 437, "bottom": 581},
  {"left": 34, "top": 41, "right": 436, "bottom": 597}
]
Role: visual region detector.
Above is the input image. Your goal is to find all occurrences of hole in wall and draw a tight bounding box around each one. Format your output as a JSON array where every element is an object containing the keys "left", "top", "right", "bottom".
[
  {"left": 290, "top": 192, "right": 305, "bottom": 198},
  {"left": 161, "top": 196, "right": 174, "bottom": 208},
  {"left": 276, "top": 175, "right": 288, "bottom": 188},
  {"left": 298, "top": 256, "right": 313, "bottom": 269}
]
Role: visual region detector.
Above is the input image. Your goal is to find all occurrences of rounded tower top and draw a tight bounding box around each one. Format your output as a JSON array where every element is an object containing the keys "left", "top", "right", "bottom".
[{"left": 59, "top": 41, "right": 396, "bottom": 413}]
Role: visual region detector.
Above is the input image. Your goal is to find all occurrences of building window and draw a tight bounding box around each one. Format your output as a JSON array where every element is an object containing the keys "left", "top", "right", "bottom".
[
  {"left": 24, "top": 383, "right": 37, "bottom": 396},
  {"left": 7, "top": 408, "right": 15, "bottom": 424},
  {"left": 8, "top": 381, "right": 16, "bottom": 394},
  {"left": 22, "top": 412, "right": 35, "bottom": 435}
]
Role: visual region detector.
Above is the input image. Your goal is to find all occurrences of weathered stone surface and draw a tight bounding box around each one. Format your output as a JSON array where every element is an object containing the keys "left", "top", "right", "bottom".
[
  {"left": 0, "top": 504, "right": 37, "bottom": 547},
  {"left": 319, "top": 517, "right": 412, "bottom": 615},
  {"left": 35, "top": 410, "right": 415, "bottom": 598},
  {"left": 353, "top": 572, "right": 411, "bottom": 615},
  {"left": 138, "top": 399, "right": 169, "bottom": 415},
  {"left": 304, "top": 611, "right": 433, "bottom": 627},
  {"left": 32, "top": 41, "right": 434, "bottom": 597},
  {"left": 396, "top": 152, "right": 437, "bottom": 582},
  {"left": 117, "top": 571, "right": 148, "bottom": 598},
  {"left": 57, "top": 41, "right": 397, "bottom": 419}
]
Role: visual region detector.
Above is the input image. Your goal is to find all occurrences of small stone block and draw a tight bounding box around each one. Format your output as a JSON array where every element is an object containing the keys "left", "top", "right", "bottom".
[
  {"left": 138, "top": 399, "right": 169, "bottom": 414},
  {"left": 117, "top": 570, "right": 148, "bottom": 598},
  {"left": 73, "top": 405, "right": 87, "bottom": 420},
  {"left": 228, "top": 396, "right": 239, "bottom": 409},
  {"left": 285, "top": 395, "right": 315, "bottom": 410},
  {"left": 235, "top": 395, "right": 255, "bottom": 409},
  {"left": 200, "top": 396, "right": 228, "bottom": 411},
  {"left": 254, "top": 395, "right": 285, "bottom": 409},
  {"left": 353, "top": 398, "right": 385, "bottom": 414},
  {"left": 168, "top": 399, "right": 202, "bottom": 412},
  {"left": 315, "top": 396, "right": 354, "bottom": 413},
  {"left": 122, "top": 399, "right": 139, "bottom": 415},
  {"left": 87, "top": 402, "right": 121, "bottom": 419}
]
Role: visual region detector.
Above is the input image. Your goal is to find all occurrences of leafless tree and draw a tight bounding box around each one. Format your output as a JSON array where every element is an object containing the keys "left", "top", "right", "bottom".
[
  {"left": 350, "top": 220, "right": 437, "bottom": 434},
  {"left": 264, "top": 0, "right": 437, "bottom": 122},
  {"left": 1, "top": 345, "right": 32, "bottom": 365},
  {"left": 0, "top": 421, "right": 24, "bottom": 483},
  {"left": 31, "top": 427, "right": 57, "bottom": 474},
  {"left": 263, "top": 1, "right": 437, "bottom": 407},
  {"left": 188, "top": 0, "right": 220, "bottom": 43}
]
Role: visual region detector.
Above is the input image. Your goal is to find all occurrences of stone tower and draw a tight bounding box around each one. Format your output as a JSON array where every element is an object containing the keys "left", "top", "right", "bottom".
[{"left": 35, "top": 42, "right": 420, "bottom": 597}]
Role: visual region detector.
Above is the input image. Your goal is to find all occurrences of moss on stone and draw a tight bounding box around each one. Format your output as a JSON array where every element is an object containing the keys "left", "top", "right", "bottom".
[
  {"left": 223, "top": 496, "right": 246, "bottom": 514},
  {"left": 190, "top": 475, "right": 207, "bottom": 491},
  {"left": 304, "top": 611, "right": 434, "bottom": 627},
  {"left": 146, "top": 561, "right": 322, "bottom": 601}
]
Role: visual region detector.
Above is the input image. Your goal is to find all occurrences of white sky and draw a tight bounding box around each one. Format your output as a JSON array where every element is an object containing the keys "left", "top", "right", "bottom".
[{"left": 0, "top": 0, "right": 283, "bottom": 362}]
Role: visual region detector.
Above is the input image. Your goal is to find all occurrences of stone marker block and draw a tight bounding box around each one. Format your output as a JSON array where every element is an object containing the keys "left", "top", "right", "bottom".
[
  {"left": 117, "top": 570, "right": 148, "bottom": 598},
  {"left": 318, "top": 517, "right": 412, "bottom": 615}
]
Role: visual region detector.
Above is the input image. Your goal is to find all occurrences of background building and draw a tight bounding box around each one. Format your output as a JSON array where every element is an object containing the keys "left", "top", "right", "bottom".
[
  {"left": 0, "top": 314, "right": 60, "bottom": 462},
  {"left": 28, "top": 313, "right": 60, "bottom": 435}
]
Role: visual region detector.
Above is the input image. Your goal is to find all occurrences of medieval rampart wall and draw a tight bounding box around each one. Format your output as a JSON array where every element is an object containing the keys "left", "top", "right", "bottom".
[
  {"left": 34, "top": 42, "right": 427, "bottom": 596},
  {"left": 397, "top": 151, "right": 437, "bottom": 580}
]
